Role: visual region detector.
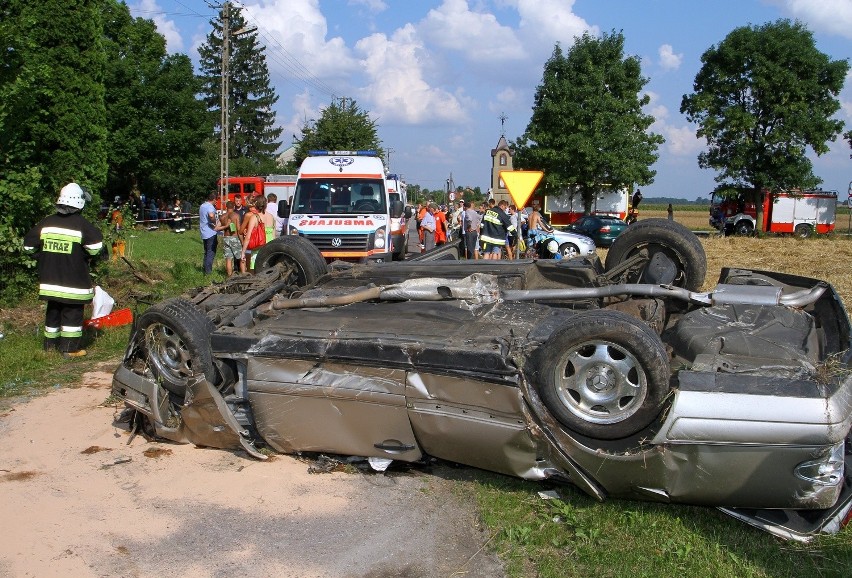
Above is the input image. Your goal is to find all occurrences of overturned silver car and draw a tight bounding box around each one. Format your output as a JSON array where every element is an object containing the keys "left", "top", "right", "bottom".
[{"left": 112, "top": 219, "right": 852, "bottom": 541}]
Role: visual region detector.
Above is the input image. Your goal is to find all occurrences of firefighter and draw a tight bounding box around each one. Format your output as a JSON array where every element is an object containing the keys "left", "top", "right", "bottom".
[{"left": 24, "top": 183, "right": 104, "bottom": 357}]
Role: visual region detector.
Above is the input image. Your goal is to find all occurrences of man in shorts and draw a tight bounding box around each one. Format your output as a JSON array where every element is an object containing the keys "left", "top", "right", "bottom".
[{"left": 215, "top": 200, "right": 244, "bottom": 276}]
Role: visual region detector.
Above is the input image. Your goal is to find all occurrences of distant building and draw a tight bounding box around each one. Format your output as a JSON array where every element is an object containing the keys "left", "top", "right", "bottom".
[
  {"left": 276, "top": 145, "right": 296, "bottom": 168},
  {"left": 490, "top": 135, "right": 513, "bottom": 205}
]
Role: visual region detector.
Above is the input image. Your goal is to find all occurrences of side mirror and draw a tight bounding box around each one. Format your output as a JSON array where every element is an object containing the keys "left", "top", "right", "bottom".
[
  {"left": 390, "top": 200, "right": 404, "bottom": 219},
  {"left": 404, "top": 205, "right": 413, "bottom": 219},
  {"left": 278, "top": 200, "right": 291, "bottom": 219}
]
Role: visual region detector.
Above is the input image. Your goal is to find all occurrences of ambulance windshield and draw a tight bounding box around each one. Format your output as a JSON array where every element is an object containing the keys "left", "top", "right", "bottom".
[{"left": 292, "top": 179, "right": 386, "bottom": 215}]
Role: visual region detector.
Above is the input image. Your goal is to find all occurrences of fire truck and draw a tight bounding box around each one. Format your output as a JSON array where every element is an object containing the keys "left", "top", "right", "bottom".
[
  {"left": 710, "top": 189, "right": 837, "bottom": 238},
  {"left": 532, "top": 186, "right": 629, "bottom": 226},
  {"left": 215, "top": 175, "right": 297, "bottom": 211}
]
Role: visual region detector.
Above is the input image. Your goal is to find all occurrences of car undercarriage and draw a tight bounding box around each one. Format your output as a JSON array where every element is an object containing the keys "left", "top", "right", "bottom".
[{"left": 112, "top": 220, "right": 852, "bottom": 541}]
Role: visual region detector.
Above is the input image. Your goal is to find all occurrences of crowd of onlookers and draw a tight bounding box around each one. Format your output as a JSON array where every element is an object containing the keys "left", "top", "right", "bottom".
[
  {"left": 407, "top": 197, "right": 529, "bottom": 260},
  {"left": 104, "top": 193, "right": 196, "bottom": 233}
]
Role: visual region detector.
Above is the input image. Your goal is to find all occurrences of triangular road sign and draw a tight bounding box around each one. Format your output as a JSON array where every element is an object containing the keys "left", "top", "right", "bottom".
[{"left": 500, "top": 170, "right": 543, "bottom": 208}]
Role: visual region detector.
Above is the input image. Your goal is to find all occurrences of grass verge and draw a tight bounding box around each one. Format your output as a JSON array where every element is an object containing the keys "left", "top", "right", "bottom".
[
  {"left": 0, "top": 226, "right": 226, "bottom": 402},
  {"left": 471, "top": 473, "right": 851, "bottom": 577}
]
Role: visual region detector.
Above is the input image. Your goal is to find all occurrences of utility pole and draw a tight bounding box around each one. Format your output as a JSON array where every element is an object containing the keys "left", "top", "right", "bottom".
[
  {"left": 218, "top": 2, "right": 256, "bottom": 209},
  {"left": 386, "top": 148, "right": 394, "bottom": 171},
  {"left": 219, "top": 1, "right": 231, "bottom": 209}
]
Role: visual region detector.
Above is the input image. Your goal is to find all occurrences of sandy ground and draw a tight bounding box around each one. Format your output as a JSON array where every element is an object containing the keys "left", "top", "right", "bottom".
[{"left": 0, "top": 368, "right": 505, "bottom": 578}]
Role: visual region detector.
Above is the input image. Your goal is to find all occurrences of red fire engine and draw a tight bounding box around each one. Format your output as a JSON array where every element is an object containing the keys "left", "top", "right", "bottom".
[
  {"left": 215, "top": 175, "right": 297, "bottom": 210},
  {"left": 710, "top": 189, "right": 837, "bottom": 237}
]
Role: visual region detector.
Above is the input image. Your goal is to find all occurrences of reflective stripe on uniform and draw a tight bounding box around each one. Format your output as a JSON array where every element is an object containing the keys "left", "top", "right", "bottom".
[
  {"left": 479, "top": 234, "right": 506, "bottom": 245},
  {"left": 84, "top": 241, "right": 103, "bottom": 255},
  {"left": 39, "top": 284, "right": 95, "bottom": 301},
  {"left": 60, "top": 326, "right": 83, "bottom": 338}
]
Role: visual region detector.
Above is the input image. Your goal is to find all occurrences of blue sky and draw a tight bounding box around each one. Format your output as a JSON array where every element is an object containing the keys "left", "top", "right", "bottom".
[{"left": 131, "top": 0, "right": 852, "bottom": 201}]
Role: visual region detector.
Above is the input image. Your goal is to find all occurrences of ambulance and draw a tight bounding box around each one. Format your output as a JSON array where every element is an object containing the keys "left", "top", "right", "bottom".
[{"left": 287, "top": 151, "right": 406, "bottom": 262}]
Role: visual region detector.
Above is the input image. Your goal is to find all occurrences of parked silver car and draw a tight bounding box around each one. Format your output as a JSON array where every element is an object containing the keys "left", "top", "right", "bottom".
[
  {"left": 549, "top": 227, "right": 596, "bottom": 258},
  {"left": 112, "top": 220, "right": 852, "bottom": 541}
]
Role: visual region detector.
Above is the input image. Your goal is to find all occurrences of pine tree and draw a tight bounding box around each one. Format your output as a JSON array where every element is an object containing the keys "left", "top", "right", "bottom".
[{"left": 198, "top": 3, "right": 282, "bottom": 172}]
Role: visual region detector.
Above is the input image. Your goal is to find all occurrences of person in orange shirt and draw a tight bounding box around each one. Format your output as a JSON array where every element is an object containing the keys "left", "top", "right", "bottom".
[
  {"left": 417, "top": 202, "right": 429, "bottom": 249},
  {"left": 434, "top": 204, "right": 448, "bottom": 245}
]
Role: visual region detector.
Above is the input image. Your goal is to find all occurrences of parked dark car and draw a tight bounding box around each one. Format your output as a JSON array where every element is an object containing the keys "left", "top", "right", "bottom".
[
  {"left": 563, "top": 215, "right": 628, "bottom": 247},
  {"left": 112, "top": 220, "right": 852, "bottom": 542}
]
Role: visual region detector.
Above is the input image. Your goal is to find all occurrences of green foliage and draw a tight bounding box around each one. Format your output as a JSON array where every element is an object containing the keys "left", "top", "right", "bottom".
[
  {"left": 513, "top": 34, "right": 663, "bottom": 212},
  {"left": 0, "top": 1, "right": 109, "bottom": 302},
  {"left": 4, "top": 0, "right": 109, "bottom": 196},
  {"left": 292, "top": 99, "right": 384, "bottom": 167},
  {"left": 198, "top": 4, "right": 283, "bottom": 167},
  {"left": 0, "top": 169, "right": 43, "bottom": 304},
  {"left": 102, "top": 2, "right": 212, "bottom": 202},
  {"left": 681, "top": 19, "right": 849, "bottom": 198}
]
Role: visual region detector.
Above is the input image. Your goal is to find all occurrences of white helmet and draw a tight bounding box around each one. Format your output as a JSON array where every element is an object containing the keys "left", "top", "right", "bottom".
[
  {"left": 546, "top": 239, "right": 559, "bottom": 255},
  {"left": 56, "top": 183, "right": 89, "bottom": 209}
]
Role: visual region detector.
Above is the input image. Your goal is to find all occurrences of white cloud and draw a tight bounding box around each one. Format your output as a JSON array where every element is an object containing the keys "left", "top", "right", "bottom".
[
  {"left": 513, "top": 0, "right": 597, "bottom": 49},
  {"left": 770, "top": 0, "right": 852, "bottom": 39},
  {"left": 241, "top": 0, "right": 358, "bottom": 82},
  {"left": 131, "top": 0, "right": 183, "bottom": 52},
  {"left": 658, "top": 44, "right": 682, "bottom": 71},
  {"left": 355, "top": 25, "right": 469, "bottom": 125},
  {"left": 488, "top": 87, "right": 526, "bottom": 114},
  {"left": 419, "top": 0, "right": 526, "bottom": 62},
  {"left": 348, "top": 0, "right": 388, "bottom": 12},
  {"left": 664, "top": 124, "right": 704, "bottom": 157},
  {"left": 281, "top": 90, "right": 323, "bottom": 146}
]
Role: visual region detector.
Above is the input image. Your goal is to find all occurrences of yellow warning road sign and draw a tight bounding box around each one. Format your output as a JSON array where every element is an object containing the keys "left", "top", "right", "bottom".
[{"left": 500, "top": 170, "right": 543, "bottom": 208}]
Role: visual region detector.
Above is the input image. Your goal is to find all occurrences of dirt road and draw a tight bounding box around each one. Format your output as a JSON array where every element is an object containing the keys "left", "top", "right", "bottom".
[{"left": 0, "top": 368, "right": 505, "bottom": 577}]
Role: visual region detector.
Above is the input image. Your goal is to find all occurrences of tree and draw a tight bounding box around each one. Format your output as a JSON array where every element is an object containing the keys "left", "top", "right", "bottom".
[
  {"left": 513, "top": 33, "right": 663, "bottom": 212},
  {"left": 681, "top": 19, "right": 848, "bottom": 218},
  {"left": 102, "top": 1, "right": 211, "bottom": 202},
  {"left": 291, "top": 99, "right": 384, "bottom": 168},
  {"left": 0, "top": 0, "right": 107, "bottom": 302},
  {"left": 198, "top": 3, "right": 282, "bottom": 172}
]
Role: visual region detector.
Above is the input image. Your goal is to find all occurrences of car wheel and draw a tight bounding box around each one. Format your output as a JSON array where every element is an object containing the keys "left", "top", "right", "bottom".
[
  {"left": 253, "top": 236, "right": 328, "bottom": 286},
  {"left": 559, "top": 242, "right": 580, "bottom": 259},
  {"left": 734, "top": 220, "right": 753, "bottom": 236},
  {"left": 136, "top": 298, "right": 216, "bottom": 397},
  {"left": 531, "top": 310, "right": 671, "bottom": 439},
  {"left": 794, "top": 223, "right": 813, "bottom": 238},
  {"left": 604, "top": 218, "right": 706, "bottom": 291}
]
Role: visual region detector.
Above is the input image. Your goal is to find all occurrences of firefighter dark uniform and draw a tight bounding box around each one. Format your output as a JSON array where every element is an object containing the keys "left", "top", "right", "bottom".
[
  {"left": 23, "top": 183, "right": 103, "bottom": 357},
  {"left": 480, "top": 201, "right": 516, "bottom": 257}
]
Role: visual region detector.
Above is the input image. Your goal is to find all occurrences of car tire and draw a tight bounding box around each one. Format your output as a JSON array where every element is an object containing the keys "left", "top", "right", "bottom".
[
  {"left": 734, "top": 220, "right": 753, "bottom": 236},
  {"left": 531, "top": 310, "right": 671, "bottom": 440},
  {"left": 559, "top": 242, "right": 580, "bottom": 259},
  {"left": 253, "top": 236, "right": 328, "bottom": 286},
  {"left": 136, "top": 298, "right": 216, "bottom": 397},
  {"left": 794, "top": 223, "right": 813, "bottom": 238},
  {"left": 604, "top": 218, "right": 706, "bottom": 291}
]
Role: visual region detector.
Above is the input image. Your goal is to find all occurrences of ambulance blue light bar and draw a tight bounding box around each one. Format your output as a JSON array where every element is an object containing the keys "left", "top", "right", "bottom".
[{"left": 308, "top": 150, "right": 378, "bottom": 157}]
